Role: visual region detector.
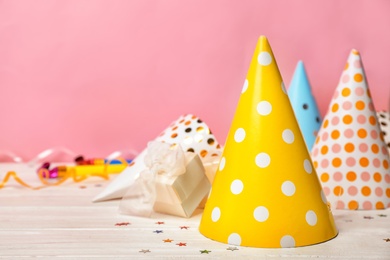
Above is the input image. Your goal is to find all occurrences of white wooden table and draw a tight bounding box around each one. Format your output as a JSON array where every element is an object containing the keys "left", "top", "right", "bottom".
[{"left": 0, "top": 163, "right": 389, "bottom": 259}]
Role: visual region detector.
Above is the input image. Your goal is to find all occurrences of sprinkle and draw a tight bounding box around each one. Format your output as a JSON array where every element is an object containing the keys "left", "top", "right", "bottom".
[{"left": 115, "top": 222, "right": 130, "bottom": 226}]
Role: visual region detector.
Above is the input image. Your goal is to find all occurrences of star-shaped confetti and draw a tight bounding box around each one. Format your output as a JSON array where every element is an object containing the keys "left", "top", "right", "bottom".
[
  {"left": 384, "top": 238, "right": 390, "bottom": 242},
  {"left": 364, "top": 216, "right": 374, "bottom": 219},
  {"left": 344, "top": 220, "right": 352, "bottom": 222},
  {"left": 226, "top": 246, "right": 239, "bottom": 251},
  {"left": 153, "top": 230, "right": 163, "bottom": 234},
  {"left": 163, "top": 238, "right": 173, "bottom": 243},
  {"left": 79, "top": 185, "right": 87, "bottom": 189},
  {"left": 200, "top": 249, "right": 211, "bottom": 254},
  {"left": 378, "top": 214, "right": 387, "bottom": 217},
  {"left": 180, "top": 226, "right": 189, "bottom": 229},
  {"left": 139, "top": 249, "right": 151, "bottom": 253},
  {"left": 176, "top": 242, "right": 187, "bottom": 246},
  {"left": 115, "top": 222, "right": 130, "bottom": 226},
  {"left": 156, "top": 221, "right": 165, "bottom": 225}
]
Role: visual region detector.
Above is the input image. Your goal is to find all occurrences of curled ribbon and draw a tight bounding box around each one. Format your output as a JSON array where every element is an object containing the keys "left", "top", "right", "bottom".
[
  {"left": 0, "top": 150, "right": 23, "bottom": 163},
  {"left": 0, "top": 158, "right": 129, "bottom": 190},
  {"left": 119, "top": 141, "right": 186, "bottom": 217},
  {"left": 0, "top": 147, "right": 137, "bottom": 189}
]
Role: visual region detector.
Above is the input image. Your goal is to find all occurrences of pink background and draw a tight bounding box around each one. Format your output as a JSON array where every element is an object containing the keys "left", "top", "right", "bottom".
[{"left": 0, "top": 0, "right": 389, "bottom": 160}]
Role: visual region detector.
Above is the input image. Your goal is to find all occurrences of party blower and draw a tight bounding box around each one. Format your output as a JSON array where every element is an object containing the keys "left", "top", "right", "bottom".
[
  {"left": 199, "top": 36, "right": 338, "bottom": 248},
  {"left": 288, "top": 60, "right": 322, "bottom": 151},
  {"left": 311, "top": 50, "right": 390, "bottom": 210}
]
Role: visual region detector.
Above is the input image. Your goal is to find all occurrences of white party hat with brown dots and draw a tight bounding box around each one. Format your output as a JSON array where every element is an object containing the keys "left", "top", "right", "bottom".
[
  {"left": 199, "top": 36, "right": 338, "bottom": 248},
  {"left": 377, "top": 111, "right": 390, "bottom": 155},
  {"left": 311, "top": 50, "right": 390, "bottom": 210},
  {"left": 93, "top": 114, "right": 222, "bottom": 202}
]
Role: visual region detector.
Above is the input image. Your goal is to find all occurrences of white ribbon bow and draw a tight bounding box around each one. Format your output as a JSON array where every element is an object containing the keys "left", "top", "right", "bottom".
[{"left": 119, "top": 141, "right": 186, "bottom": 217}]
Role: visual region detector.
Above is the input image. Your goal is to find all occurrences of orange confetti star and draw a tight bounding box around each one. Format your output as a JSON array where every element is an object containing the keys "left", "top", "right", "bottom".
[
  {"left": 163, "top": 239, "right": 173, "bottom": 243},
  {"left": 179, "top": 226, "right": 189, "bottom": 229}
]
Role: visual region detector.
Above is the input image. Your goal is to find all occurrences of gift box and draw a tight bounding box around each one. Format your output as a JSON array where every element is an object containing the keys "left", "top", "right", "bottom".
[
  {"left": 93, "top": 114, "right": 221, "bottom": 202},
  {"left": 153, "top": 152, "right": 211, "bottom": 217},
  {"left": 119, "top": 141, "right": 211, "bottom": 218}
]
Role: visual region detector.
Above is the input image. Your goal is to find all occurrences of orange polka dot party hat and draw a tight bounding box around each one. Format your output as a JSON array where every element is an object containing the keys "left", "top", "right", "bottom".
[
  {"left": 311, "top": 50, "right": 390, "bottom": 210},
  {"left": 199, "top": 36, "right": 338, "bottom": 248}
]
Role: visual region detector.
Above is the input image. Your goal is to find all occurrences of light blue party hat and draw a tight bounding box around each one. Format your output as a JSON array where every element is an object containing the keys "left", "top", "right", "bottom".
[{"left": 288, "top": 61, "right": 321, "bottom": 150}]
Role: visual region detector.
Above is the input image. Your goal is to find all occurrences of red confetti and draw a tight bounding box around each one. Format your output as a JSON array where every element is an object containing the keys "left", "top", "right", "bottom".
[
  {"left": 115, "top": 222, "right": 130, "bottom": 226},
  {"left": 176, "top": 242, "right": 187, "bottom": 246}
]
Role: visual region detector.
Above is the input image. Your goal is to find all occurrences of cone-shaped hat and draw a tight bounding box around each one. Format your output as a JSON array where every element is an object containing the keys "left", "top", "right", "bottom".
[
  {"left": 199, "top": 36, "right": 338, "bottom": 248},
  {"left": 311, "top": 50, "right": 390, "bottom": 210},
  {"left": 93, "top": 114, "right": 221, "bottom": 202},
  {"left": 288, "top": 61, "right": 322, "bottom": 150},
  {"left": 377, "top": 111, "right": 390, "bottom": 155}
]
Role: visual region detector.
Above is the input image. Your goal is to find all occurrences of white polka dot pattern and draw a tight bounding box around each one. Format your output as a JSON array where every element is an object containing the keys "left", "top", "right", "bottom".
[
  {"left": 199, "top": 36, "right": 337, "bottom": 248},
  {"left": 234, "top": 128, "right": 246, "bottom": 143},
  {"left": 257, "top": 101, "right": 272, "bottom": 116},
  {"left": 257, "top": 51, "right": 272, "bottom": 66}
]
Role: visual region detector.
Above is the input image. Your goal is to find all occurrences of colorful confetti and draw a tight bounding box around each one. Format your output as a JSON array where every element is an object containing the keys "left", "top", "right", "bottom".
[
  {"left": 115, "top": 222, "right": 130, "bottom": 226},
  {"left": 383, "top": 238, "right": 390, "bottom": 242},
  {"left": 139, "top": 249, "right": 151, "bottom": 253},
  {"left": 156, "top": 221, "right": 165, "bottom": 225},
  {"left": 176, "top": 242, "right": 187, "bottom": 246},
  {"left": 364, "top": 216, "right": 374, "bottom": 219},
  {"left": 163, "top": 239, "right": 173, "bottom": 243},
  {"left": 226, "top": 246, "right": 239, "bottom": 251},
  {"left": 200, "top": 249, "right": 211, "bottom": 254},
  {"left": 180, "top": 226, "right": 189, "bottom": 229},
  {"left": 153, "top": 230, "right": 163, "bottom": 234}
]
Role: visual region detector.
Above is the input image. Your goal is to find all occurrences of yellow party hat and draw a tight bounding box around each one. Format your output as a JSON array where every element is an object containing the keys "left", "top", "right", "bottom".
[
  {"left": 311, "top": 50, "right": 390, "bottom": 210},
  {"left": 199, "top": 36, "right": 338, "bottom": 248}
]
